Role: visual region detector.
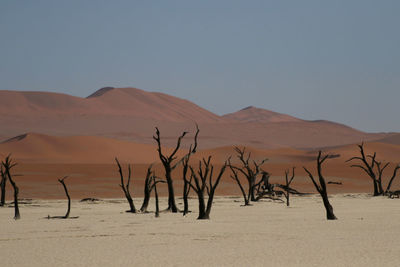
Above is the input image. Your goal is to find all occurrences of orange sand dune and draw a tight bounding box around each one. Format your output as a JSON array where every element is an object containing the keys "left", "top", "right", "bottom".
[
  {"left": 0, "top": 87, "right": 392, "bottom": 149},
  {"left": 0, "top": 132, "right": 185, "bottom": 164}
]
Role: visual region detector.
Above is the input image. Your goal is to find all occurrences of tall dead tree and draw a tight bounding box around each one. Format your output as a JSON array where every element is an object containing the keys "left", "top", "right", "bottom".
[
  {"left": 182, "top": 152, "right": 193, "bottom": 215},
  {"left": 2, "top": 155, "right": 20, "bottom": 220},
  {"left": 182, "top": 126, "right": 199, "bottom": 215},
  {"left": 189, "top": 156, "right": 227, "bottom": 220},
  {"left": 154, "top": 179, "right": 160, "bottom": 218},
  {"left": 282, "top": 167, "right": 295, "bottom": 207},
  {"left": 115, "top": 157, "right": 136, "bottom": 213},
  {"left": 347, "top": 143, "right": 400, "bottom": 196},
  {"left": 0, "top": 165, "right": 7, "bottom": 206},
  {"left": 153, "top": 125, "right": 199, "bottom": 213},
  {"left": 58, "top": 176, "right": 71, "bottom": 218},
  {"left": 228, "top": 146, "right": 267, "bottom": 203},
  {"left": 303, "top": 151, "right": 337, "bottom": 220}
]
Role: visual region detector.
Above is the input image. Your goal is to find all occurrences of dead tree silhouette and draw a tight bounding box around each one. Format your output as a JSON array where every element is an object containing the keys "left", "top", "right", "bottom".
[
  {"left": 154, "top": 179, "right": 160, "bottom": 218},
  {"left": 228, "top": 147, "right": 267, "bottom": 205},
  {"left": 0, "top": 165, "right": 7, "bottom": 206},
  {"left": 153, "top": 125, "right": 199, "bottom": 213},
  {"left": 282, "top": 167, "right": 296, "bottom": 207},
  {"left": 59, "top": 176, "right": 71, "bottom": 218},
  {"left": 228, "top": 158, "right": 249, "bottom": 205},
  {"left": 140, "top": 164, "right": 155, "bottom": 213},
  {"left": 48, "top": 176, "right": 79, "bottom": 219},
  {"left": 303, "top": 151, "right": 337, "bottom": 220},
  {"left": 2, "top": 155, "right": 20, "bottom": 220},
  {"left": 347, "top": 143, "right": 400, "bottom": 196},
  {"left": 189, "top": 156, "right": 227, "bottom": 220},
  {"left": 115, "top": 157, "right": 136, "bottom": 213},
  {"left": 182, "top": 152, "right": 193, "bottom": 215},
  {"left": 182, "top": 127, "right": 199, "bottom": 215}
]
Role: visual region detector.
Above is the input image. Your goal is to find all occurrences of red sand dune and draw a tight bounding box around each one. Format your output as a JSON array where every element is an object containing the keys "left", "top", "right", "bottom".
[
  {"left": 223, "top": 106, "right": 302, "bottom": 123},
  {"left": 0, "top": 132, "right": 185, "bottom": 164},
  {"left": 0, "top": 133, "right": 399, "bottom": 199},
  {"left": 0, "top": 87, "right": 392, "bottom": 149}
]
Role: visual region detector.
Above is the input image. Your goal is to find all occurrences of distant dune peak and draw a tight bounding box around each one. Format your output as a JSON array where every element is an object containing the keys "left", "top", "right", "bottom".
[
  {"left": 241, "top": 105, "right": 256, "bottom": 111},
  {"left": 223, "top": 106, "right": 302, "bottom": 123},
  {"left": 87, "top": 87, "right": 115, "bottom": 98}
]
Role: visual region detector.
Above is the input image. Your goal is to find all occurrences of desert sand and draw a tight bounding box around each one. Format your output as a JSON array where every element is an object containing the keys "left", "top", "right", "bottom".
[{"left": 1, "top": 195, "right": 400, "bottom": 266}]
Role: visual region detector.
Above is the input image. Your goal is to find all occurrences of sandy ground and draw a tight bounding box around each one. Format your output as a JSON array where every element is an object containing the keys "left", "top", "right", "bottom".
[{"left": 2, "top": 194, "right": 400, "bottom": 266}]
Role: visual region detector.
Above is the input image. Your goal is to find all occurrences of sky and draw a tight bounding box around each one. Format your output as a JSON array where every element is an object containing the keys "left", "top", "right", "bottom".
[{"left": 1, "top": 0, "right": 399, "bottom": 132}]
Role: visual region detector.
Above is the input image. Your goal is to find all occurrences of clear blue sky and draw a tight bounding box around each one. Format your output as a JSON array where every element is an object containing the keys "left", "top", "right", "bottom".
[{"left": 1, "top": 0, "right": 399, "bottom": 132}]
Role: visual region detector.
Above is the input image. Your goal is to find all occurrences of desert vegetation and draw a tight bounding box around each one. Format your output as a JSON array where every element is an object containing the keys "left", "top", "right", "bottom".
[
  {"left": 1, "top": 129, "right": 400, "bottom": 225},
  {"left": 347, "top": 143, "right": 400, "bottom": 196}
]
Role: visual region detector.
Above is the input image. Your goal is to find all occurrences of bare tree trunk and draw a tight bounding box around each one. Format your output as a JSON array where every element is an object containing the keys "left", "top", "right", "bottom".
[
  {"left": 154, "top": 181, "right": 160, "bottom": 218},
  {"left": 153, "top": 126, "right": 198, "bottom": 213},
  {"left": 183, "top": 175, "right": 192, "bottom": 216},
  {"left": 385, "top": 166, "right": 400, "bottom": 194},
  {"left": 284, "top": 167, "right": 295, "bottom": 207},
  {"left": 228, "top": 161, "right": 250, "bottom": 206},
  {"left": 322, "top": 194, "right": 336, "bottom": 220},
  {"left": 115, "top": 158, "right": 136, "bottom": 213},
  {"left": 58, "top": 176, "right": 71, "bottom": 218},
  {"left": 189, "top": 156, "right": 227, "bottom": 220},
  {"left": 304, "top": 151, "right": 337, "bottom": 220},
  {"left": 2, "top": 155, "right": 19, "bottom": 220},
  {"left": 0, "top": 166, "right": 6, "bottom": 206},
  {"left": 197, "top": 192, "right": 207, "bottom": 220},
  {"left": 140, "top": 164, "right": 155, "bottom": 213},
  {"left": 9, "top": 176, "right": 20, "bottom": 220},
  {"left": 372, "top": 180, "right": 379, "bottom": 196}
]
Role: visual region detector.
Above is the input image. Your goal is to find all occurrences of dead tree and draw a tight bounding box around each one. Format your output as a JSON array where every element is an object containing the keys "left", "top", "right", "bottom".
[
  {"left": 282, "top": 167, "right": 295, "bottom": 206},
  {"left": 182, "top": 153, "right": 193, "bottom": 215},
  {"left": 58, "top": 176, "right": 71, "bottom": 218},
  {"left": 303, "top": 151, "right": 337, "bottom": 220},
  {"left": 2, "top": 155, "right": 20, "bottom": 220},
  {"left": 153, "top": 125, "right": 198, "bottom": 213},
  {"left": 347, "top": 143, "right": 400, "bottom": 196},
  {"left": 228, "top": 146, "right": 267, "bottom": 203},
  {"left": 154, "top": 179, "right": 160, "bottom": 218},
  {"left": 0, "top": 165, "right": 7, "bottom": 206},
  {"left": 115, "top": 157, "right": 136, "bottom": 213},
  {"left": 140, "top": 164, "right": 155, "bottom": 213},
  {"left": 228, "top": 158, "right": 249, "bottom": 205},
  {"left": 189, "top": 156, "right": 227, "bottom": 220},
  {"left": 182, "top": 128, "right": 199, "bottom": 215}
]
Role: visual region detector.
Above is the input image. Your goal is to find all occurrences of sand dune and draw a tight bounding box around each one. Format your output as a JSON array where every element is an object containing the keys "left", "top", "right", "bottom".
[
  {"left": 0, "top": 132, "right": 186, "bottom": 164},
  {"left": 0, "top": 87, "right": 392, "bottom": 149},
  {"left": 223, "top": 105, "right": 303, "bottom": 123}
]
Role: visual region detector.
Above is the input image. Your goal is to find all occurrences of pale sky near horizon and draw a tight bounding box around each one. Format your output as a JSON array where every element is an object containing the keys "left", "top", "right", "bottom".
[{"left": 1, "top": 0, "right": 399, "bottom": 133}]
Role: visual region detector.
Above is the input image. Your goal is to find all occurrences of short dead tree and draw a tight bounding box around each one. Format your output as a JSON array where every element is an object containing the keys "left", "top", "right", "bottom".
[
  {"left": 189, "top": 156, "right": 227, "bottom": 220},
  {"left": 347, "top": 143, "right": 400, "bottom": 196},
  {"left": 228, "top": 158, "right": 250, "bottom": 205},
  {"left": 153, "top": 125, "right": 199, "bottom": 213},
  {"left": 303, "top": 151, "right": 337, "bottom": 220},
  {"left": 48, "top": 176, "right": 78, "bottom": 219},
  {"left": 282, "top": 167, "right": 296, "bottom": 207},
  {"left": 228, "top": 147, "right": 267, "bottom": 205},
  {"left": 115, "top": 157, "right": 136, "bottom": 213},
  {"left": 59, "top": 176, "right": 71, "bottom": 218},
  {"left": 2, "top": 155, "right": 20, "bottom": 220},
  {"left": 0, "top": 165, "right": 7, "bottom": 206}
]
